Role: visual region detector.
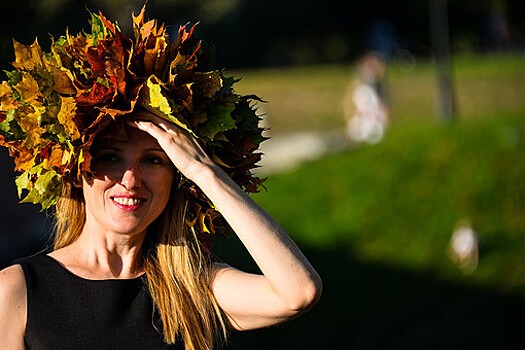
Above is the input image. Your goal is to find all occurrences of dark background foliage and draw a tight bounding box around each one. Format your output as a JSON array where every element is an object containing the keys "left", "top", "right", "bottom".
[{"left": 1, "top": 0, "right": 524, "bottom": 70}]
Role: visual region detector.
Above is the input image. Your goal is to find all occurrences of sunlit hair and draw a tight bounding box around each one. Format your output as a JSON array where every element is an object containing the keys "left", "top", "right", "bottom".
[
  {"left": 52, "top": 124, "right": 227, "bottom": 349},
  {"left": 53, "top": 183, "right": 85, "bottom": 248},
  {"left": 144, "top": 187, "right": 227, "bottom": 348}
]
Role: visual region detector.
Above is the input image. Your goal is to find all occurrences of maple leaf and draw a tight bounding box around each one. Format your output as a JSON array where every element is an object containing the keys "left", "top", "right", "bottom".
[
  {"left": 0, "top": 81, "right": 19, "bottom": 112},
  {"left": 13, "top": 146, "right": 38, "bottom": 172},
  {"left": 13, "top": 72, "right": 40, "bottom": 104},
  {"left": 16, "top": 165, "right": 61, "bottom": 208},
  {"left": 11, "top": 40, "right": 45, "bottom": 71},
  {"left": 42, "top": 144, "right": 65, "bottom": 169},
  {"left": 56, "top": 96, "right": 80, "bottom": 140},
  {"left": 44, "top": 55, "right": 76, "bottom": 95},
  {"left": 76, "top": 79, "right": 116, "bottom": 106},
  {"left": 191, "top": 71, "right": 223, "bottom": 99},
  {"left": 197, "top": 105, "right": 236, "bottom": 140},
  {"left": 138, "top": 75, "right": 190, "bottom": 131}
]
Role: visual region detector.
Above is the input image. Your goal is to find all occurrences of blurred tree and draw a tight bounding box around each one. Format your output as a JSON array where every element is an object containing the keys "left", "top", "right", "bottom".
[{"left": 430, "top": 0, "right": 456, "bottom": 121}]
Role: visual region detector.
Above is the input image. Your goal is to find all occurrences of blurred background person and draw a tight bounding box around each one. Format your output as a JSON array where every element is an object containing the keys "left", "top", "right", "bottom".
[{"left": 343, "top": 52, "right": 389, "bottom": 145}]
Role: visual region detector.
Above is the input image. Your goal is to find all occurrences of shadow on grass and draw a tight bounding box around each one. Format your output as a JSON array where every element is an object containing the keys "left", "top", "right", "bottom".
[{"left": 213, "top": 236, "right": 525, "bottom": 350}]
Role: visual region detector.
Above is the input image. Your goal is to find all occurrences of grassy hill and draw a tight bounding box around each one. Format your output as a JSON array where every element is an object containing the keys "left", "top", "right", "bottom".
[
  {"left": 216, "top": 112, "right": 525, "bottom": 350},
  {"left": 216, "top": 53, "right": 525, "bottom": 349}
]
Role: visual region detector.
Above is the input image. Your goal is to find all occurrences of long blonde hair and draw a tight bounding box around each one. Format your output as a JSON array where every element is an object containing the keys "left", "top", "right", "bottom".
[{"left": 53, "top": 181, "right": 227, "bottom": 349}]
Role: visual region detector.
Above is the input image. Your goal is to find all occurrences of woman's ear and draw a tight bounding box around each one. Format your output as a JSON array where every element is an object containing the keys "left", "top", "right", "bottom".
[
  {"left": 77, "top": 172, "right": 94, "bottom": 187},
  {"left": 71, "top": 175, "right": 83, "bottom": 188}
]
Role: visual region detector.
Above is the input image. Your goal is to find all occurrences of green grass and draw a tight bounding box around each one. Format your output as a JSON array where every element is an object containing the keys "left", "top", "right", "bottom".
[
  {"left": 251, "top": 114, "right": 525, "bottom": 294},
  {"left": 213, "top": 55, "right": 525, "bottom": 349},
  {"left": 215, "top": 112, "right": 525, "bottom": 350}
]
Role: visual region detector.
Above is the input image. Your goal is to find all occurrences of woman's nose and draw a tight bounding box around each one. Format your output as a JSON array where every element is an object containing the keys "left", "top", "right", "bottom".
[{"left": 120, "top": 166, "right": 142, "bottom": 189}]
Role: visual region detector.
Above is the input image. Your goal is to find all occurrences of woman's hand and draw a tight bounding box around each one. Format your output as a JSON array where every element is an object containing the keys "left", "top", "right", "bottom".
[{"left": 128, "top": 112, "right": 216, "bottom": 183}]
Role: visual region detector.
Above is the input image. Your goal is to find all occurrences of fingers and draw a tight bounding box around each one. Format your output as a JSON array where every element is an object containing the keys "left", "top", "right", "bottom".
[
  {"left": 126, "top": 116, "right": 213, "bottom": 180},
  {"left": 128, "top": 115, "right": 170, "bottom": 135},
  {"left": 127, "top": 119, "right": 168, "bottom": 139},
  {"left": 128, "top": 111, "right": 181, "bottom": 133},
  {"left": 127, "top": 119, "right": 196, "bottom": 151},
  {"left": 128, "top": 112, "right": 192, "bottom": 139}
]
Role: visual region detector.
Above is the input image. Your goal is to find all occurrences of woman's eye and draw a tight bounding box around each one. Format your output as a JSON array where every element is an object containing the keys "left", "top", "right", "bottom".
[
  {"left": 91, "top": 152, "right": 123, "bottom": 169},
  {"left": 143, "top": 155, "right": 165, "bottom": 165},
  {"left": 144, "top": 152, "right": 173, "bottom": 168},
  {"left": 95, "top": 153, "right": 120, "bottom": 163}
]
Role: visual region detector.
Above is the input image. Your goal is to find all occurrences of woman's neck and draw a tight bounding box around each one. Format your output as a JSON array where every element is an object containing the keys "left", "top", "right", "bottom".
[{"left": 49, "top": 229, "right": 146, "bottom": 280}]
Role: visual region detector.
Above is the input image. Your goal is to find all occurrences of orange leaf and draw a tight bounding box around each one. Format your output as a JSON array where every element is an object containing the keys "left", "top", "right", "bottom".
[
  {"left": 13, "top": 147, "right": 37, "bottom": 172},
  {"left": 43, "top": 144, "right": 65, "bottom": 169}
]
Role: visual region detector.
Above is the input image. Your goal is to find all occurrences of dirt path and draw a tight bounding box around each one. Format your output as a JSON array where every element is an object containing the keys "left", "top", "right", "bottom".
[{"left": 255, "top": 130, "right": 348, "bottom": 175}]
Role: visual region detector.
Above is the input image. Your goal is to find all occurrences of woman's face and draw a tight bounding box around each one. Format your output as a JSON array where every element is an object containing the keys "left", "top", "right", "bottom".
[{"left": 81, "top": 123, "right": 175, "bottom": 238}]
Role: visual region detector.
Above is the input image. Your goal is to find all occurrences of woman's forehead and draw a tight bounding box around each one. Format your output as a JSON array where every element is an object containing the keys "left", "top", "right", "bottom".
[{"left": 93, "top": 123, "right": 158, "bottom": 148}]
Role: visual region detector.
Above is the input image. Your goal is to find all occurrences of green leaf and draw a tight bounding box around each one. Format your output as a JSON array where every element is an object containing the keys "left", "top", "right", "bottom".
[
  {"left": 219, "top": 73, "right": 240, "bottom": 93},
  {"left": 88, "top": 11, "right": 106, "bottom": 44},
  {"left": 16, "top": 167, "right": 61, "bottom": 209},
  {"left": 6, "top": 70, "right": 22, "bottom": 85},
  {"left": 232, "top": 97, "right": 264, "bottom": 131},
  {"left": 198, "top": 105, "right": 236, "bottom": 140},
  {"left": 15, "top": 170, "right": 31, "bottom": 198},
  {"left": 0, "top": 110, "right": 26, "bottom": 141},
  {"left": 33, "top": 168, "right": 56, "bottom": 194}
]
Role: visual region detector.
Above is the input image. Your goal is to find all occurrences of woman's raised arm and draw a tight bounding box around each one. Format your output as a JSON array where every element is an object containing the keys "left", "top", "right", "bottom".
[
  {"left": 131, "top": 115, "right": 322, "bottom": 330},
  {"left": 200, "top": 165, "right": 322, "bottom": 330}
]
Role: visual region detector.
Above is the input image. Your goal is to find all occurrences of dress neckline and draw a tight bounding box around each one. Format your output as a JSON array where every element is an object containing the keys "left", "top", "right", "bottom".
[{"left": 43, "top": 253, "right": 145, "bottom": 282}]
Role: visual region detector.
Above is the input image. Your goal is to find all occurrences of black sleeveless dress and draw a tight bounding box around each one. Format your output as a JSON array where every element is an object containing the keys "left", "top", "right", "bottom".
[{"left": 16, "top": 252, "right": 183, "bottom": 349}]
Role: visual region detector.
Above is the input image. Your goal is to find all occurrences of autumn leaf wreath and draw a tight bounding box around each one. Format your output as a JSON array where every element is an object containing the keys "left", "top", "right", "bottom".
[{"left": 0, "top": 7, "right": 267, "bottom": 238}]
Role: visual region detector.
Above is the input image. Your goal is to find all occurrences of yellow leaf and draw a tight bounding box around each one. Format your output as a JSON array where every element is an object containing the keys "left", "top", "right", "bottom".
[
  {"left": 47, "top": 64, "right": 76, "bottom": 95},
  {"left": 198, "top": 212, "right": 211, "bottom": 234},
  {"left": 18, "top": 106, "right": 44, "bottom": 141},
  {"left": 14, "top": 72, "right": 40, "bottom": 104},
  {"left": 0, "top": 81, "right": 11, "bottom": 96},
  {"left": 61, "top": 148, "right": 73, "bottom": 166},
  {"left": 146, "top": 77, "right": 171, "bottom": 114},
  {"left": 138, "top": 76, "right": 193, "bottom": 134},
  {"left": 0, "top": 82, "right": 18, "bottom": 111},
  {"left": 12, "top": 40, "right": 45, "bottom": 71},
  {"left": 57, "top": 96, "right": 80, "bottom": 140}
]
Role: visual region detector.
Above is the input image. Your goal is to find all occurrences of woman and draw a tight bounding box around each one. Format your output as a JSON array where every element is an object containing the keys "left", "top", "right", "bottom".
[{"left": 0, "top": 7, "right": 321, "bottom": 350}]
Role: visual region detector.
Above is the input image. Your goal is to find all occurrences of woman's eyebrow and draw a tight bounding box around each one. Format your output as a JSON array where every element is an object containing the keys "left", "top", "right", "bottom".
[
  {"left": 91, "top": 145, "right": 166, "bottom": 155},
  {"left": 145, "top": 147, "right": 166, "bottom": 153},
  {"left": 91, "top": 145, "right": 121, "bottom": 152}
]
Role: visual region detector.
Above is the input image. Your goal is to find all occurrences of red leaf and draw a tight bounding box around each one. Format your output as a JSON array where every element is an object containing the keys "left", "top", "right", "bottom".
[{"left": 76, "top": 81, "right": 115, "bottom": 106}]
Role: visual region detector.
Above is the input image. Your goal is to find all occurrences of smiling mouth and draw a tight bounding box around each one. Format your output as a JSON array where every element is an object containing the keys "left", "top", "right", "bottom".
[{"left": 111, "top": 197, "right": 145, "bottom": 207}]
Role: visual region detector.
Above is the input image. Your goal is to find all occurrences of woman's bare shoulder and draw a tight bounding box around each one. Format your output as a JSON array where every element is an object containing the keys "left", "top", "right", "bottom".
[
  {"left": 0, "top": 264, "right": 27, "bottom": 346},
  {"left": 0, "top": 264, "right": 26, "bottom": 304}
]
